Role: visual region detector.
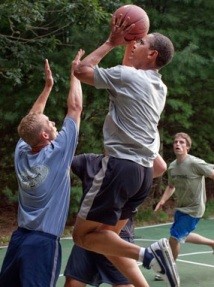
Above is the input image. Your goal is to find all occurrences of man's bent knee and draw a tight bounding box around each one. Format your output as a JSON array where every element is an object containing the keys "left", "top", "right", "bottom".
[{"left": 72, "top": 216, "right": 101, "bottom": 248}]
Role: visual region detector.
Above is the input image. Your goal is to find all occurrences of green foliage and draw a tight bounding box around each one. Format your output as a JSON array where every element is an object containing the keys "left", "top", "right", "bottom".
[
  {"left": 0, "top": 0, "right": 111, "bottom": 201},
  {"left": 0, "top": 235, "right": 11, "bottom": 245},
  {"left": 203, "top": 199, "right": 214, "bottom": 219},
  {"left": 68, "top": 185, "right": 82, "bottom": 218},
  {"left": 2, "top": 187, "right": 18, "bottom": 204},
  {"left": 138, "top": 0, "right": 214, "bottom": 163},
  {"left": 134, "top": 197, "right": 214, "bottom": 226},
  {"left": 0, "top": 0, "right": 213, "bottom": 208},
  {"left": 135, "top": 206, "right": 170, "bottom": 225}
]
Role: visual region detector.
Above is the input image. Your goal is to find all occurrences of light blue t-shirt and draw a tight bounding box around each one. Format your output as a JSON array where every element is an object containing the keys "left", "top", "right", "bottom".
[
  {"left": 94, "top": 65, "right": 166, "bottom": 167},
  {"left": 15, "top": 116, "right": 78, "bottom": 237}
]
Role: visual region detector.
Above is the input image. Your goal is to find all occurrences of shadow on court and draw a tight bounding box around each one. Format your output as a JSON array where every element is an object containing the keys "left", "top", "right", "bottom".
[{"left": 0, "top": 219, "right": 213, "bottom": 287}]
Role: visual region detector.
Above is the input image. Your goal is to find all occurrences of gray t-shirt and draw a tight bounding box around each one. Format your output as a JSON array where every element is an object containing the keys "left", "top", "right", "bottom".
[
  {"left": 94, "top": 65, "right": 167, "bottom": 167},
  {"left": 168, "top": 154, "right": 214, "bottom": 217}
]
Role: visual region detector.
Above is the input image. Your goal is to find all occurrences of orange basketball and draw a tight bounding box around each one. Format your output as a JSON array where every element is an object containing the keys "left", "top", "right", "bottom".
[{"left": 111, "top": 4, "right": 150, "bottom": 41}]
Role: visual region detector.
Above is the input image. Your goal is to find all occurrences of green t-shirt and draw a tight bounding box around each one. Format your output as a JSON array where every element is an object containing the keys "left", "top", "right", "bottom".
[{"left": 168, "top": 154, "right": 213, "bottom": 218}]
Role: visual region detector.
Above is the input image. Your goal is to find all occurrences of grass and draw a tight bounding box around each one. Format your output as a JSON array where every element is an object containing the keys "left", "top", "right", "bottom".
[
  {"left": 0, "top": 236, "right": 11, "bottom": 246},
  {"left": 204, "top": 199, "right": 214, "bottom": 219},
  {"left": 134, "top": 198, "right": 214, "bottom": 226}
]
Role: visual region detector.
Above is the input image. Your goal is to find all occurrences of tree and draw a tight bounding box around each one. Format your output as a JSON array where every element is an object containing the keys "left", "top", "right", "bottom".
[
  {"left": 130, "top": 0, "right": 214, "bottom": 162},
  {"left": 0, "top": 0, "right": 213, "bottom": 209},
  {"left": 0, "top": 0, "right": 111, "bottom": 205}
]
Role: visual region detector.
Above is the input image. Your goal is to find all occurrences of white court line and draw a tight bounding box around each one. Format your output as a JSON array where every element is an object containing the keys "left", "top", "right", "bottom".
[
  {"left": 58, "top": 258, "right": 214, "bottom": 279},
  {"left": 0, "top": 245, "right": 7, "bottom": 249},
  {"left": 2, "top": 221, "right": 213, "bottom": 279},
  {"left": 135, "top": 222, "right": 172, "bottom": 229},
  {"left": 135, "top": 238, "right": 156, "bottom": 242},
  {"left": 135, "top": 219, "right": 214, "bottom": 230},
  {"left": 177, "top": 259, "right": 214, "bottom": 268},
  {"left": 179, "top": 251, "right": 212, "bottom": 257},
  {"left": 61, "top": 236, "right": 72, "bottom": 240}
]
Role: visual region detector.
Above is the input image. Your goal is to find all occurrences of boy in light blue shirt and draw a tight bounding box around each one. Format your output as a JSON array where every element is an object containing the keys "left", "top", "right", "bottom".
[{"left": 0, "top": 49, "right": 84, "bottom": 287}]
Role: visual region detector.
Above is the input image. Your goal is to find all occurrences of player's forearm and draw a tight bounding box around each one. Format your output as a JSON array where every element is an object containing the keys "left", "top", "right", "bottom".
[
  {"left": 74, "top": 41, "right": 114, "bottom": 85},
  {"left": 29, "top": 59, "right": 53, "bottom": 114},
  {"left": 160, "top": 185, "right": 175, "bottom": 203},
  {"left": 29, "top": 85, "right": 52, "bottom": 114},
  {"left": 67, "top": 74, "right": 83, "bottom": 128},
  {"left": 80, "top": 41, "right": 114, "bottom": 68},
  {"left": 67, "top": 74, "right": 82, "bottom": 110},
  {"left": 153, "top": 154, "right": 167, "bottom": 178},
  {"left": 208, "top": 170, "right": 214, "bottom": 181}
]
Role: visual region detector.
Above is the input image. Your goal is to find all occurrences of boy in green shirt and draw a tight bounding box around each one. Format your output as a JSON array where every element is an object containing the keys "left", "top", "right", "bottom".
[{"left": 155, "top": 132, "right": 214, "bottom": 281}]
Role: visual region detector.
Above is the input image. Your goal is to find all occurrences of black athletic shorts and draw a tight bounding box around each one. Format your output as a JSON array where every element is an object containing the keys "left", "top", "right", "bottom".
[
  {"left": 64, "top": 236, "right": 134, "bottom": 286},
  {"left": 78, "top": 156, "right": 153, "bottom": 225}
]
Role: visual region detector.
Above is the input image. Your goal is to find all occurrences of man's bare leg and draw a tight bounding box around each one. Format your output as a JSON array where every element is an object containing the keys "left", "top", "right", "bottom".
[
  {"left": 73, "top": 217, "right": 150, "bottom": 286},
  {"left": 169, "top": 237, "right": 180, "bottom": 260},
  {"left": 64, "top": 277, "right": 135, "bottom": 287},
  {"left": 108, "top": 256, "right": 149, "bottom": 287},
  {"left": 186, "top": 232, "right": 214, "bottom": 250},
  {"left": 73, "top": 217, "right": 141, "bottom": 259},
  {"left": 73, "top": 217, "right": 180, "bottom": 287},
  {"left": 64, "top": 278, "right": 85, "bottom": 287}
]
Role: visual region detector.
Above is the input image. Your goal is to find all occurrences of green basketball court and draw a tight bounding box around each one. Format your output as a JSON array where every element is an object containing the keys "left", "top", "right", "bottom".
[{"left": 1, "top": 219, "right": 213, "bottom": 287}]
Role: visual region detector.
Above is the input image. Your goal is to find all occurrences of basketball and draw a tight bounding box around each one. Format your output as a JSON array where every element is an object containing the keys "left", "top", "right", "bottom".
[{"left": 111, "top": 4, "right": 150, "bottom": 41}]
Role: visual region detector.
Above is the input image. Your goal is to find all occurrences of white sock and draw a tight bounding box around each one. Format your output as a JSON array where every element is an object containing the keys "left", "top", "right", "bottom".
[{"left": 138, "top": 247, "right": 146, "bottom": 261}]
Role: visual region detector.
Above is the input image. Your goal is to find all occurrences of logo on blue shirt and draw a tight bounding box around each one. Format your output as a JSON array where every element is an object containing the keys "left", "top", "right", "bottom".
[{"left": 19, "top": 165, "right": 49, "bottom": 190}]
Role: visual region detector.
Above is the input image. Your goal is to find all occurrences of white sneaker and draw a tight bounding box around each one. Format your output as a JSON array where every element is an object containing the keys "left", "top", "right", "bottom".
[
  {"left": 143, "top": 238, "right": 180, "bottom": 287},
  {"left": 154, "top": 273, "right": 164, "bottom": 281}
]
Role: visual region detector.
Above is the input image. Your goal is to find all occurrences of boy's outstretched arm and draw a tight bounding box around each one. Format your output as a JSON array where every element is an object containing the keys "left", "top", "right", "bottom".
[
  {"left": 67, "top": 49, "right": 85, "bottom": 129},
  {"left": 29, "top": 59, "right": 54, "bottom": 114}
]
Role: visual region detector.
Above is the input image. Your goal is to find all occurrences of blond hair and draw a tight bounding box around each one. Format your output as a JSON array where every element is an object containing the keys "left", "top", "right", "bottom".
[{"left": 17, "top": 113, "right": 44, "bottom": 146}]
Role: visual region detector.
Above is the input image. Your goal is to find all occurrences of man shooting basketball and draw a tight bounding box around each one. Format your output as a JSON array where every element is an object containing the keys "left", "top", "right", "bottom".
[{"left": 72, "top": 13, "right": 179, "bottom": 287}]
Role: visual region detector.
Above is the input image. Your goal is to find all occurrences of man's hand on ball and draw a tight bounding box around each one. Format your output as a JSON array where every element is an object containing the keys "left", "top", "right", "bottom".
[{"left": 107, "top": 14, "right": 135, "bottom": 46}]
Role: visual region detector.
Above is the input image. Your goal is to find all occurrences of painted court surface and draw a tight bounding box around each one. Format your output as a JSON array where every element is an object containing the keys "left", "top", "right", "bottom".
[{"left": 0, "top": 219, "right": 213, "bottom": 287}]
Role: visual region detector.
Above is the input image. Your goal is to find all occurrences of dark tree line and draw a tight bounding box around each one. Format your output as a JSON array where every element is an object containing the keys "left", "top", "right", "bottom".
[{"left": 0, "top": 0, "right": 213, "bottom": 209}]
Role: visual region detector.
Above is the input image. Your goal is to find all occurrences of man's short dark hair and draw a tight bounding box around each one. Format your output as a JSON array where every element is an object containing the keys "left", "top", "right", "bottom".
[{"left": 150, "top": 32, "right": 174, "bottom": 69}]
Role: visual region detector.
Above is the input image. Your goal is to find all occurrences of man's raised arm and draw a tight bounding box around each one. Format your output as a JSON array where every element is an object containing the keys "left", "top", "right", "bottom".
[{"left": 29, "top": 59, "right": 54, "bottom": 114}]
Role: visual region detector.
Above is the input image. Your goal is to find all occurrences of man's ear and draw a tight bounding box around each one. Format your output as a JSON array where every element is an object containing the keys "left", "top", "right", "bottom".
[
  {"left": 41, "top": 131, "right": 49, "bottom": 140},
  {"left": 148, "top": 49, "right": 158, "bottom": 59}
]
